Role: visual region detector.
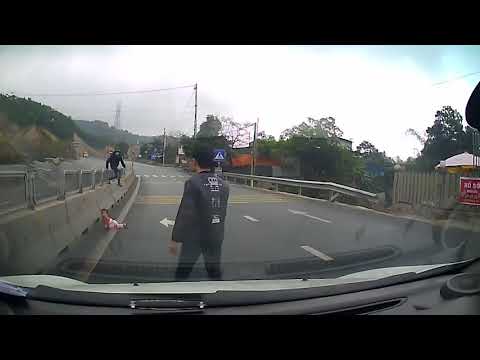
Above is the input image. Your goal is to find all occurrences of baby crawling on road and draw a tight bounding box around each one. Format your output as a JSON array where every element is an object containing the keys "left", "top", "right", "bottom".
[{"left": 101, "top": 208, "right": 128, "bottom": 230}]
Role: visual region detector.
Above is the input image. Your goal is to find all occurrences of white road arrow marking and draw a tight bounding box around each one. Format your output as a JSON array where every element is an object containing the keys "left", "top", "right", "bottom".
[
  {"left": 288, "top": 209, "right": 331, "bottom": 223},
  {"left": 159, "top": 218, "right": 175, "bottom": 228},
  {"left": 243, "top": 215, "right": 259, "bottom": 222},
  {"left": 301, "top": 246, "right": 333, "bottom": 261}
]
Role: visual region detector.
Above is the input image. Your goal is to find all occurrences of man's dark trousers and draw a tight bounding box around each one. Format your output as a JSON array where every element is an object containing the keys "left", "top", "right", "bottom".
[
  {"left": 175, "top": 240, "right": 222, "bottom": 280},
  {"left": 109, "top": 167, "right": 121, "bottom": 185}
]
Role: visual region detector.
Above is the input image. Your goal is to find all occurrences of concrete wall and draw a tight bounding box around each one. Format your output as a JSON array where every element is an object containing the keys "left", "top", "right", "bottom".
[{"left": 0, "top": 170, "right": 135, "bottom": 275}]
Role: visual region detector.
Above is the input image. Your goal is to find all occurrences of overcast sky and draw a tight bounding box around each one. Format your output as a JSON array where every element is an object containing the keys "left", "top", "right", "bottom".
[{"left": 1, "top": 45, "right": 479, "bottom": 159}]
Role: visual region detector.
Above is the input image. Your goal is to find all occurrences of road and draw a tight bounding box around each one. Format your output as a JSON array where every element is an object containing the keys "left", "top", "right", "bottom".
[{"left": 52, "top": 161, "right": 480, "bottom": 284}]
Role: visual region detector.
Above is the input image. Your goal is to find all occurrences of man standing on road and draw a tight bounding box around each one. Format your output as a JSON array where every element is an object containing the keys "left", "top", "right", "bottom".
[
  {"left": 106, "top": 150, "right": 126, "bottom": 186},
  {"left": 169, "top": 147, "right": 230, "bottom": 280}
]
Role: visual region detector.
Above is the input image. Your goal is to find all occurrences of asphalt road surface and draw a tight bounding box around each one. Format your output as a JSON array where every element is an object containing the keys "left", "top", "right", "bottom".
[{"left": 54, "top": 161, "right": 480, "bottom": 284}]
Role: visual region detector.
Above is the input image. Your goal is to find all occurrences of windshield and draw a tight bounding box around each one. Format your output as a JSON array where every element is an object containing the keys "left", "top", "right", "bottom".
[{"left": 1, "top": 45, "right": 480, "bottom": 294}]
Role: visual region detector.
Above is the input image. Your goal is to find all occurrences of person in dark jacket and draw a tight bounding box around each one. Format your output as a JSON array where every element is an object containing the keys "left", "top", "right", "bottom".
[
  {"left": 169, "top": 147, "right": 230, "bottom": 280},
  {"left": 106, "top": 150, "right": 126, "bottom": 186}
]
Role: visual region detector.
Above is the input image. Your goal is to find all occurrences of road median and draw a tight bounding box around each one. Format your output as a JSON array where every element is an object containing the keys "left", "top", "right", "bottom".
[{"left": 0, "top": 169, "right": 136, "bottom": 276}]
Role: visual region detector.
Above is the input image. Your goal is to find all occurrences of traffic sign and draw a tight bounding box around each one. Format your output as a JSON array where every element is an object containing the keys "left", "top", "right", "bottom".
[
  {"left": 459, "top": 177, "right": 480, "bottom": 205},
  {"left": 213, "top": 149, "right": 226, "bottom": 162}
]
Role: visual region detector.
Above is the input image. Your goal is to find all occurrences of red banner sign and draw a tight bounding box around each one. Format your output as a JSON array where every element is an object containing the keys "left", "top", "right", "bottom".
[{"left": 459, "top": 177, "right": 480, "bottom": 205}]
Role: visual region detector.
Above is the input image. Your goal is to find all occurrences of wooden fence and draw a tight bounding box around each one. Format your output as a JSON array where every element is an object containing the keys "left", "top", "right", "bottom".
[{"left": 393, "top": 171, "right": 472, "bottom": 209}]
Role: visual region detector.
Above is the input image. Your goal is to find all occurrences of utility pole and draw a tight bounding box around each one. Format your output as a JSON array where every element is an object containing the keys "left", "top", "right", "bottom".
[
  {"left": 473, "top": 129, "right": 480, "bottom": 175},
  {"left": 250, "top": 118, "right": 259, "bottom": 185},
  {"left": 193, "top": 83, "right": 198, "bottom": 138},
  {"left": 163, "top": 127, "right": 167, "bottom": 166}
]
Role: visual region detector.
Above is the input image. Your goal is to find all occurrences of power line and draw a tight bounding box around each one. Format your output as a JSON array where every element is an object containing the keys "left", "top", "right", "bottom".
[
  {"left": 9, "top": 84, "right": 196, "bottom": 97},
  {"left": 432, "top": 71, "right": 480, "bottom": 87},
  {"left": 172, "top": 89, "right": 196, "bottom": 130}
]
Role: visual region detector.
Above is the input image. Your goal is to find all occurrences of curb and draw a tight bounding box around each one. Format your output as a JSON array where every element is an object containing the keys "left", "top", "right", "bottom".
[
  {"left": 0, "top": 170, "right": 137, "bottom": 275},
  {"left": 76, "top": 175, "right": 141, "bottom": 282}
]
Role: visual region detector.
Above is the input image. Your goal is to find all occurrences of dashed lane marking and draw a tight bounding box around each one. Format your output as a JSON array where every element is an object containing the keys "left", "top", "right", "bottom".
[
  {"left": 141, "top": 181, "right": 183, "bottom": 185},
  {"left": 135, "top": 194, "right": 288, "bottom": 205},
  {"left": 243, "top": 215, "right": 260, "bottom": 222},
  {"left": 301, "top": 246, "right": 334, "bottom": 261}
]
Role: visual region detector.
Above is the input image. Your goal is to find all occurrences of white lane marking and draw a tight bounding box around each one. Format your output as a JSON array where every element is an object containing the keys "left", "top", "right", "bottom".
[
  {"left": 160, "top": 218, "right": 175, "bottom": 228},
  {"left": 179, "top": 175, "right": 185, "bottom": 178},
  {"left": 162, "top": 175, "right": 167, "bottom": 178},
  {"left": 143, "top": 175, "right": 150, "bottom": 178},
  {"left": 243, "top": 215, "right": 260, "bottom": 222},
  {"left": 170, "top": 176, "right": 176, "bottom": 178},
  {"left": 152, "top": 175, "right": 158, "bottom": 178},
  {"left": 288, "top": 209, "right": 331, "bottom": 223},
  {"left": 136, "top": 175, "right": 141, "bottom": 178},
  {"left": 301, "top": 246, "right": 334, "bottom": 261}
]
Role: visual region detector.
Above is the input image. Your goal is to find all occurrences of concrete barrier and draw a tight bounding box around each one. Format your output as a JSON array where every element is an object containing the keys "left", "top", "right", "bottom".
[
  {"left": 0, "top": 200, "right": 72, "bottom": 274},
  {"left": 65, "top": 191, "right": 99, "bottom": 237},
  {"left": 0, "top": 170, "right": 135, "bottom": 275}
]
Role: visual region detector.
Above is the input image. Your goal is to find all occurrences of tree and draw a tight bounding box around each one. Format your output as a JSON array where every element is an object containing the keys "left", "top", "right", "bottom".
[
  {"left": 405, "top": 128, "right": 426, "bottom": 149},
  {"left": 394, "top": 156, "right": 403, "bottom": 164},
  {"left": 281, "top": 117, "right": 343, "bottom": 140},
  {"left": 418, "top": 106, "right": 466, "bottom": 170},
  {"left": 356, "top": 141, "right": 379, "bottom": 156},
  {"left": 180, "top": 135, "right": 231, "bottom": 163},
  {"left": 257, "top": 131, "right": 275, "bottom": 141},
  {"left": 197, "top": 115, "right": 222, "bottom": 138},
  {"left": 116, "top": 142, "right": 129, "bottom": 156},
  {"left": 220, "top": 116, "right": 254, "bottom": 148}
]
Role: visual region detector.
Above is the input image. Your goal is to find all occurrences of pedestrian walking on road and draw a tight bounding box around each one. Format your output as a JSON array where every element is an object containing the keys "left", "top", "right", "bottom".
[
  {"left": 169, "top": 147, "right": 230, "bottom": 280},
  {"left": 106, "top": 150, "right": 126, "bottom": 186}
]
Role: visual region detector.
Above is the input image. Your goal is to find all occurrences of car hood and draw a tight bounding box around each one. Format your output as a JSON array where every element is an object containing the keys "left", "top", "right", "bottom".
[{"left": 0, "top": 260, "right": 469, "bottom": 295}]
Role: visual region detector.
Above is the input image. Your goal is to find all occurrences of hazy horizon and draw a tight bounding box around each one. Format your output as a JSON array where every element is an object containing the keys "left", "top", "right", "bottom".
[{"left": 1, "top": 45, "right": 479, "bottom": 160}]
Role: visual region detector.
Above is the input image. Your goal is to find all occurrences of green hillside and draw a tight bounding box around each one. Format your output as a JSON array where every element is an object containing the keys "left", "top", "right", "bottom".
[
  {"left": 75, "top": 119, "right": 154, "bottom": 145},
  {"left": 0, "top": 94, "right": 104, "bottom": 162},
  {"left": 0, "top": 94, "right": 159, "bottom": 163},
  {"left": 0, "top": 94, "right": 103, "bottom": 146},
  {"left": 0, "top": 94, "right": 79, "bottom": 140}
]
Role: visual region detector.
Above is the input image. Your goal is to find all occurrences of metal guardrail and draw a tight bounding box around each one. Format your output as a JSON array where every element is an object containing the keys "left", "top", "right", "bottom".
[
  {"left": 0, "top": 166, "right": 132, "bottom": 216},
  {"left": 0, "top": 171, "right": 29, "bottom": 213},
  {"left": 223, "top": 172, "right": 378, "bottom": 202}
]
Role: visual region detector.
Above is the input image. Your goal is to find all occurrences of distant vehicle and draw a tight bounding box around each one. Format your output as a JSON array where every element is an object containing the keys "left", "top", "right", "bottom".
[{"left": 83, "top": 152, "right": 88, "bottom": 158}]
